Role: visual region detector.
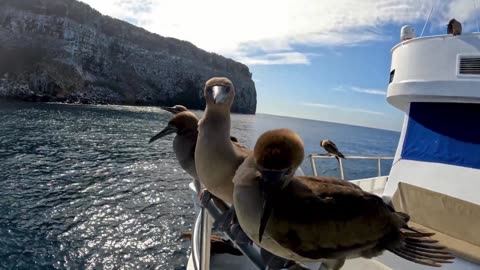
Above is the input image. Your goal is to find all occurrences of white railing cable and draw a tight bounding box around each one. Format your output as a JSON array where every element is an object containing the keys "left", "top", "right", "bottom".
[{"left": 309, "top": 154, "right": 394, "bottom": 179}]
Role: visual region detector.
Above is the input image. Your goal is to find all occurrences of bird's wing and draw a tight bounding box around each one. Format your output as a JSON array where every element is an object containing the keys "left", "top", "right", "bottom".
[
  {"left": 324, "top": 141, "right": 345, "bottom": 158},
  {"left": 268, "top": 176, "right": 392, "bottom": 259},
  {"left": 324, "top": 142, "right": 338, "bottom": 153},
  {"left": 327, "top": 140, "right": 337, "bottom": 148}
]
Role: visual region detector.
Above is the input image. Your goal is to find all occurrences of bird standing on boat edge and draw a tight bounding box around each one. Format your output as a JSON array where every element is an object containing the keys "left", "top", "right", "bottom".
[
  {"left": 233, "top": 128, "right": 454, "bottom": 270},
  {"left": 149, "top": 110, "right": 200, "bottom": 184},
  {"left": 195, "top": 77, "right": 250, "bottom": 205},
  {"left": 149, "top": 105, "right": 240, "bottom": 181},
  {"left": 320, "top": 139, "right": 345, "bottom": 159},
  {"left": 447, "top": 18, "right": 462, "bottom": 36}
]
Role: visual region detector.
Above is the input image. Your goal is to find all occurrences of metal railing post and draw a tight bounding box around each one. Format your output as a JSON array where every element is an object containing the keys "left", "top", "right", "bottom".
[
  {"left": 338, "top": 158, "right": 345, "bottom": 180},
  {"left": 377, "top": 158, "right": 382, "bottom": 177},
  {"left": 200, "top": 210, "right": 211, "bottom": 270},
  {"left": 189, "top": 182, "right": 265, "bottom": 270},
  {"left": 310, "top": 155, "right": 318, "bottom": 176}
]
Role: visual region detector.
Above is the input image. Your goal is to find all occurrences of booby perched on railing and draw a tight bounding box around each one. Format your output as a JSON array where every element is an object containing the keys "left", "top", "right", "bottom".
[
  {"left": 149, "top": 111, "right": 200, "bottom": 186},
  {"left": 149, "top": 106, "right": 239, "bottom": 183},
  {"left": 320, "top": 139, "right": 345, "bottom": 159},
  {"left": 233, "top": 129, "right": 454, "bottom": 270},
  {"left": 195, "top": 77, "right": 250, "bottom": 205}
]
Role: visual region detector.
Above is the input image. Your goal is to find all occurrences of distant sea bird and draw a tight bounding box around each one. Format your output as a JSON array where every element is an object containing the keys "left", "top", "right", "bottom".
[
  {"left": 320, "top": 139, "right": 346, "bottom": 159},
  {"left": 447, "top": 18, "right": 462, "bottom": 36},
  {"left": 233, "top": 128, "right": 454, "bottom": 269}
]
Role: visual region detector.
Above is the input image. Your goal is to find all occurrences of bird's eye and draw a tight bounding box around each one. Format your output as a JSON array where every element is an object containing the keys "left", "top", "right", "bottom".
[
  {"left": 225, "top": 87, "right": 230, "bottom": 93},
  {"left": 207, "top": 87, "right": 213, "bottom": 93}
]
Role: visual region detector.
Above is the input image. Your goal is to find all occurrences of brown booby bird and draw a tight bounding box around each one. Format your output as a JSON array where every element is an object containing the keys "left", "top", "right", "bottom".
[
  {"left": 149, "top": 111, "right": 200, "bottom": 181},
  {"left": 233, "top": 129, "right": 454, "bottom": 269},
  {"left": 447, "top": 18, "right": 462, "bottom": 36},
  {"left": 149, "top": 106, "right": 239, "bottom": 181},
  {"left": 195, "top": 77, "right": 250, "bottom": 204},
  {"left": 320, "top": 139, "right": 345, "bottom": 159}
]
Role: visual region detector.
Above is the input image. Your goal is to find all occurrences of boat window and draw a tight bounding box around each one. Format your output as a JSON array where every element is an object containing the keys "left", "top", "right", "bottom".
[
  {"left": 402, "top": 102, "right": 480, "bottom": 169},
  {"left": 389, "top": 69, "right": 395, "bottom": 83}
]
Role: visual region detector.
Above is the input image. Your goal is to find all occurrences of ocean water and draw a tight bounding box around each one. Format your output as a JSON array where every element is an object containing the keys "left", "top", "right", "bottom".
[{"left": 0, "top": 101, "right": 400, "bottom": 269}]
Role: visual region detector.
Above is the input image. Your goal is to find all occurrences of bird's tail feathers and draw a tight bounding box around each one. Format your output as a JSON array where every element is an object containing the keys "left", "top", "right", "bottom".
[{"left": 388, "top": 226, "right": 455, "bottom": 267}]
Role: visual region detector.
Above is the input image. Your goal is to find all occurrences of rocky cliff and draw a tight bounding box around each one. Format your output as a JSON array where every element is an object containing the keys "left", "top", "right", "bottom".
[{"left": 0, "top": 0, "right": 256, "bottom": 113}]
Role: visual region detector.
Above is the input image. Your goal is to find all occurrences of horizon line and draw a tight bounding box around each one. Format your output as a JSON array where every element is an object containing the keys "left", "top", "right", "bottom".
[{"left": 255, "top": 112, "right": 401, "bottom": 132}]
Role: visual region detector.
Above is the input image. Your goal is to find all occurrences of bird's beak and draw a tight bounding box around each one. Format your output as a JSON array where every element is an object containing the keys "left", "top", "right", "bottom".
[
  {"left": 212, "top": 85, "right": 229, "bottom": 104},
  {"left": 258, "top": 168, "right": 289, "bottom": 243},
  {"left": 149, "top": 125, "right": 177, "bottom": 143},
  {"left": 160, "top": 106, "right": 180, "bottom": 114}
]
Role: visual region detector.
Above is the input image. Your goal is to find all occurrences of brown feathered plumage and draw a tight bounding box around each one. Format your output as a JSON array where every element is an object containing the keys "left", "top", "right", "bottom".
[
  {"left": 233, "top": 129, "right": 454, "bottom": 269},
  {"left": 195, "top": 78, "right": 251, "bottom": 204},
  {"left": 321, "top": 139, "right": 346, "bottom": 159},
  {"left": 447, "top": 19, "right": 462, "bottom": 36}
]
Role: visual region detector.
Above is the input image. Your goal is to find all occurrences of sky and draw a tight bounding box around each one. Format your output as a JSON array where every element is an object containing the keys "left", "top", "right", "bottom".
[{"left": 78, "top": 0, "right": 480, "bottom": 131}]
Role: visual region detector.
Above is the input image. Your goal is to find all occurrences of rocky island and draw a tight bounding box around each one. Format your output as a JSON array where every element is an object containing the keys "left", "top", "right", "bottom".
[{"left": 0, "top": 0, "right": 256, "bottom": 113}]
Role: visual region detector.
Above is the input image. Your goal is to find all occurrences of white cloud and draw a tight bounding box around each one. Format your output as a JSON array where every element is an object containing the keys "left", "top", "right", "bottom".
[
  {"left": 350, "top": 86, "right": 386, "bottom": 95},
  {"left": 236, "top": 52, "right": 310, "bottom": 65},
  {"left": 302, "top": 102, "right": 384, "bottom": 115},
  {"left": 333, "top": 86, "right": 386, "bottom": 95},
  {"left": 78, "top": 0, "right": 479, "bottom": 65},
  {"left": 302, "top": 102, "right": 338, "bottom": 109}
]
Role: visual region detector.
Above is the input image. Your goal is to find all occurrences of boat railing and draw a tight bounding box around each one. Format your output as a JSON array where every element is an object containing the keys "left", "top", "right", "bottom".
[
  {"left": 189, "top": 182, "right": 265, "bottom": 270},
  {"left": 309, "top": 154, "right": 394, "bottom": 179}
]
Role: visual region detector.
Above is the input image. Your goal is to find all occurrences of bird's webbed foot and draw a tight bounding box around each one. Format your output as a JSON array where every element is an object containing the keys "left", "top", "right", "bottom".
[
  {"left": 229, "top": 222, "right": 252, "bottom": 245},
  {"left": 213, "top": 206, "right": 252, "bottom": 245},
  {"left": 199, "top": 189, "right": 214, "bottom": 208}
]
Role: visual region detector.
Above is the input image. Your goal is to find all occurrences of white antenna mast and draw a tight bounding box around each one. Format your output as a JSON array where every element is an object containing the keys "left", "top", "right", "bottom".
[{"left": 421, "top": 0, "right": 436, "bottom": 37}]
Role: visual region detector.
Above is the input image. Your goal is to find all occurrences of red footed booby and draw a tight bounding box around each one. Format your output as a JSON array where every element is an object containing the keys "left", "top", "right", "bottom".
[
  {"left": 447, "top": 18, "right": 462, "bottom": 36},
  {"left": 320, "top": 139, "right": 345, "bottom": 159},
  {"left": 233, "top": 129, "right": 454, "bottom": 270},
  {"left": 149, "top": 111, "right": 200, "bottom": 182},
  {"left": 195, "top": 77, "right": 250, "bottom": 204},
  {"left": 149, "top": 106, "right": 239, "bottom": 182}
]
